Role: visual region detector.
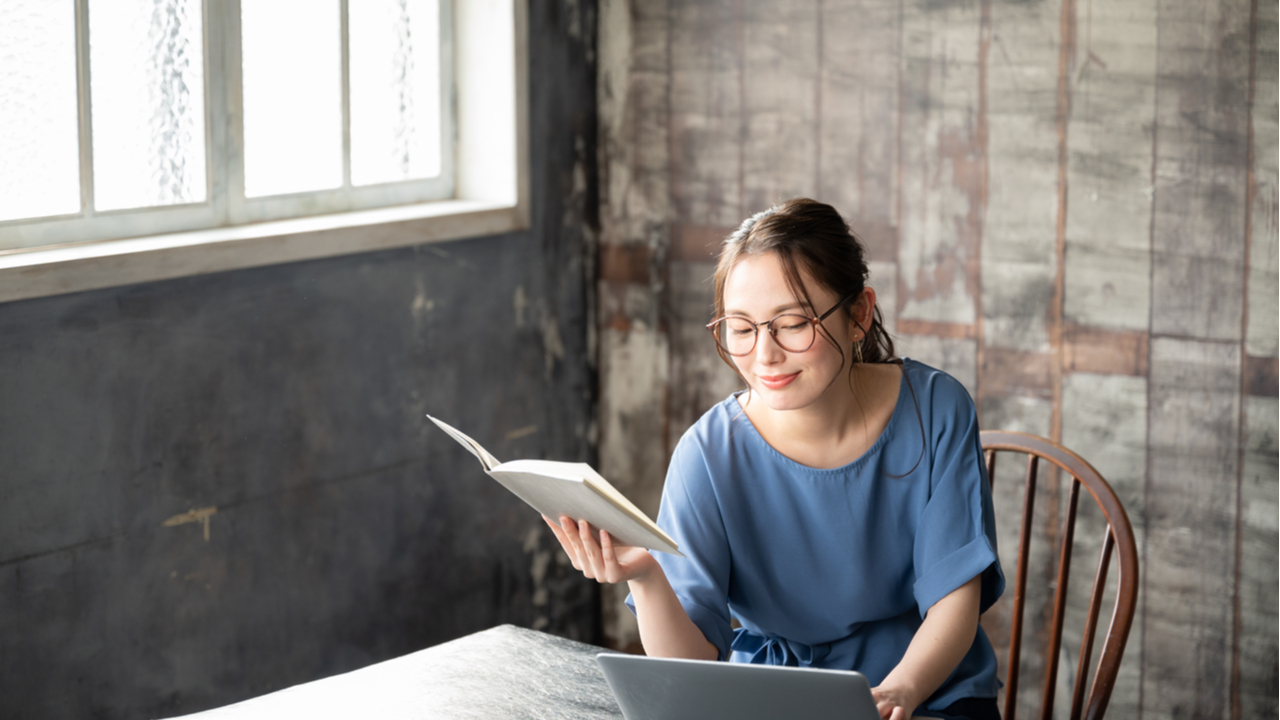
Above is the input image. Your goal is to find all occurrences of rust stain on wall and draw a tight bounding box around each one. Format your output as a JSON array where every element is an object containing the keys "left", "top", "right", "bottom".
[
  {"left": 1244, "top": 354, "right": 1279, "bottom": 396},
  {"left": 671, "top": 224, "right": 735, "bottom": 262},
  {"left": 1062, "top": 323, "right": 1150, "bottom": 377},
  {"left": 981, "top": 348, "right": 1054, "bottom": 398},
  {"left": 896, "top": 319, "right": 977, "bottom": 340},
  {"left": 600, "top": 243, "right": 653, "bottom": 284}
]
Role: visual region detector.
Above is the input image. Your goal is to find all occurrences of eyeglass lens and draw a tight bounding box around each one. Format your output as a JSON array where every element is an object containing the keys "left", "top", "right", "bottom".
[{"left": 713, "top": 315, "right": 815, "bottom": 356}]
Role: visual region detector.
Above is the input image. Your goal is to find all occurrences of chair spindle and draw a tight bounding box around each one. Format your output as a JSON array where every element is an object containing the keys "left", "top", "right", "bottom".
[
  {"left": 1069, "top": 526, "right": 1115, "bottom": 720},
  {"left": 1005, "top": 453, "right": 1040, "bottom": 720},
  {"left": 1040, "top": 478, "right": 1081, "bottom": 719}
]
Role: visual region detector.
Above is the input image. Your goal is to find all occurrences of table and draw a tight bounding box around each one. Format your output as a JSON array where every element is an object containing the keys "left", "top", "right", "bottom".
[{"left": 163, "top": 625, "right": 625, "bottom": 720}]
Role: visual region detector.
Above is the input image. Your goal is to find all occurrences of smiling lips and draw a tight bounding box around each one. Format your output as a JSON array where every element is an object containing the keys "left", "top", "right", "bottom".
[{"left": 757, "top": 372, "right": 800, "bottom": 389}]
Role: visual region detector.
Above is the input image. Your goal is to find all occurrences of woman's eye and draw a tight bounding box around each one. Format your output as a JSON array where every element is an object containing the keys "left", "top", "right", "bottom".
[
  {"left": 779, "top": 322, "right": 807, "bottom": 332},
  {"left": 730, "top": 328, "right": 754, "bottom": 336}
]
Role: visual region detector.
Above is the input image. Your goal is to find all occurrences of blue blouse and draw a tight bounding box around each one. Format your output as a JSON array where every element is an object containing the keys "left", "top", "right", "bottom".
[{"left": 626, "top": 359, "right": 1005, "bottom": 714}]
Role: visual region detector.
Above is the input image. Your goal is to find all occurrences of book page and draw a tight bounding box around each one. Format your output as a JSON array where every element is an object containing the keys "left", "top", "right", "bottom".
[
  {"left": 578, "top": 468, "right": 663, "bottom": 529},
  {"left": 490, "top": 461, "right": 681, "bottom": 555},
  {"left": 427, "top": 415, "right": 502, "bottom": 471}
]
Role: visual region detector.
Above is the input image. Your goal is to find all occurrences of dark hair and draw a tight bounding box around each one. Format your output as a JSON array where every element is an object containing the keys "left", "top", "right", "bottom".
[{"left": 712, "top": 198, "right": 896, "bottom": 384}]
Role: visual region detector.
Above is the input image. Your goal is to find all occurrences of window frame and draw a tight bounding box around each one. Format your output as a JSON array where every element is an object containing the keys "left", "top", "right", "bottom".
[{"left": 0, "top": 0, "right": 528, "bottom": 304}]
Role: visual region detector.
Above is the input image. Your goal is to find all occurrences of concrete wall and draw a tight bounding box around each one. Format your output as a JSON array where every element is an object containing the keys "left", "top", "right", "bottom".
[
  {"left": 596, "top": 0, "right": 1277, "bottom": 717},
  {"left": 0, "top": 2, "right": 600, "bottom": 718}
]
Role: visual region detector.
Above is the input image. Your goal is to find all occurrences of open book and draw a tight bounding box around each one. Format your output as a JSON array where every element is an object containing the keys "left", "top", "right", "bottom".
[{"left": 428, "top": 416, "right": 682, "bottom": 556}]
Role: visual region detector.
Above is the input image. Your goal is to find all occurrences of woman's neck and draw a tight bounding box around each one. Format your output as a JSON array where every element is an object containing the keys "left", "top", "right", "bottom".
[{"left": 743, "top": 363, "right": 902, "bottom": 469}]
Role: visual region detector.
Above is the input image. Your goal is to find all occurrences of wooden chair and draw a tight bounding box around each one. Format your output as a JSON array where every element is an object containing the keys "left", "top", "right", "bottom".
[{"left": 980, "top": 431, "right": 1140, "bottom": 720}]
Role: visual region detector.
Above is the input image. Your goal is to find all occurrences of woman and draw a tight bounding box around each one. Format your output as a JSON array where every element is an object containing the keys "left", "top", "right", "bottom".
[{"left": 546, "top": 198, "right": 1004, "bottom": 720}]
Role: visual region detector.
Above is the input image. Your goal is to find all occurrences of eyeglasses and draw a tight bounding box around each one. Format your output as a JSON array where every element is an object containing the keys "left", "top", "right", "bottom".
[{"left": 706, "top": 293, "right": 857, "bottom": 356}]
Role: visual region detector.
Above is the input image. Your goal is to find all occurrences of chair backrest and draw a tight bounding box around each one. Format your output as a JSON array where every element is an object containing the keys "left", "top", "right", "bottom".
[{"left": 980, "top": 431, "right": 1139, "bottom": 720}]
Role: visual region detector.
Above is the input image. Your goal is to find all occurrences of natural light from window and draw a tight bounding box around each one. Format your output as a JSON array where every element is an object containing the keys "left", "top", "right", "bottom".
[
  {"left": 90, "top": 0, "right": 208, "bottom": 211},
  {"left": 0, "top": 0, "right": 524, "bottom": 308},
  {"left": 0, "top": 0, "right": 447, "bottom": 234},
  {"left": 0, "top": 3, "right": 80, "bottom": 222},
  {"left": 241, "top": 0, "right": 343, "bottom": 197},
  {"left": 349, "top": 0, "right": 442, "bottom": 186}
]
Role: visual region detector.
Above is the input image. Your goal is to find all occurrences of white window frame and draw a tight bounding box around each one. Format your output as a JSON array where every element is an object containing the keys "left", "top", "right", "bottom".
[{"left": 0, "top": 0, "right": 528, "bottom": 304}]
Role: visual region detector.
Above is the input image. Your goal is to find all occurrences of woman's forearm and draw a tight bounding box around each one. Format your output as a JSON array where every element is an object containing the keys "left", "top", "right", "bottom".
[
  {"left": 628, "top": 567, "right": 719, "bottom": 661},
  {"left": 878, "top": 575, "right": 982, "bottom": 712}
]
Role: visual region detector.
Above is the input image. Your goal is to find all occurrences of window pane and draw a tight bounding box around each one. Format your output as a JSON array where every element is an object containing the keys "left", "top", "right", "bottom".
[
  {"left": 241, "top": 0, "right": 342, "bottom": 198},
  {"left": 0, "top": 1, "right": 80, "bottom": 222},
  {"left": 349, "top": 0, "right": 442, "bottom": 186},
  {"left": 90, "top": 0, "right": 207, "bottom": 212}
]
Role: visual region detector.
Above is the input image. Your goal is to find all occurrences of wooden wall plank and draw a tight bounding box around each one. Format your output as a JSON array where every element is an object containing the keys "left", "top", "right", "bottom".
[
  {"left": 867, "top": 259, "right": 898, "bottom": 334},
  {"left": 597, "top": 0, "right": 674, "bottom": 653},
  {"left": 1149, "top": 0, "right": 1252, "bottom": 341},
  {"left": 741, "top": 0, "right": 819, "bottom": 212},
  {"left": 1237, "top": 395, "right": 1279, "bottom": 718},
  {"left": 1246, "top": 0, "right": 1278, "bottom": 358},
  {"left": 669, "top": 0, "right": 743, "bottom": 228},
  {"left": 597, "top": 321, "right": 671, "bottom": 652},
  {"left": 980, "top": 347, "right": 1054, "bottom": 399},
  {"left": 666, "top": 262, "right": 742, "bottom": 452},
  {"left": 818, "top": 0, "right": 901, "bottom": 261},
  {"left": 980, "top": 396, "right": 1053, "bottom": 438},
  {"left": 1143, "top": 337, "right": 1242, "bottom": 718},
  {"left": 1062, "top": 322, "right": 1150, "bottom": 377},
  {"left": 898, "top": 0, "right": 984, "bottom": 326},
  {"left": 1060, "top": 372, "right": 1148, "bottom": 719},
  {"left": 1062, "top": 0, "right": 1159, "bottom": 332},
  {"left": 896, "top": 335, "right": 978, "bottom": 398},
  {"left": 981, "top": 0, "right": 1061, "bottom": 353},
  {"left": 599, "top": 0, "right": 671, "bottom": 247}
]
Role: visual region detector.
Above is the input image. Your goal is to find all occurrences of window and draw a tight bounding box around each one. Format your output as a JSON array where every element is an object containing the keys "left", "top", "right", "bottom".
[{"left": 0, "top": 0, "right": 527, "bottom": 303}]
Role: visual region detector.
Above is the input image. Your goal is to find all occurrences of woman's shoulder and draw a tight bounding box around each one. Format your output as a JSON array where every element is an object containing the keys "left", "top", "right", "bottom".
[
  {"left": 899, "top": 357, "right": 976, "bottom": 411},
  {"left": 661, "top": 395, "right": 750, "bottom": 501},
  {"left": 669, "top": 392, "right": 773, "bottom": 474},
  {"left": 674, "top": 393, "right": 749, "bottom": 456}
]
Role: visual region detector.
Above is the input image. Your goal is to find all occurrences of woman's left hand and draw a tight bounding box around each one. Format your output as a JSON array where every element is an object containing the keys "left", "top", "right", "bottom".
[{"left": 871, "top": 683, "right": 919, "bottom": 720}]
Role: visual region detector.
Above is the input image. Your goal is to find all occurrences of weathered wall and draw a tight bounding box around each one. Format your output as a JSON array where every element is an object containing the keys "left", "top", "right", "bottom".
[
  {"left": 596, "top": 0, "right": 1278, "bottom": 717},
  {"left": 0, "top": 3, "right": 600, "bottom": 718}
]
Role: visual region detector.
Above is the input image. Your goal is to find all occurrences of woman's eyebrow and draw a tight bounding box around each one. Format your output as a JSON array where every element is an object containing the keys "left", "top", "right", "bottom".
[{"left": 724, "top": 301, "right": 807, "bottom": 317}]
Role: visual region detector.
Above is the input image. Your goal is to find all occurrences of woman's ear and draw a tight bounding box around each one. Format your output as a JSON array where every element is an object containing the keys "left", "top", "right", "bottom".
[{"left": 850, "top": 287, "right": 876, "bottom": 337}]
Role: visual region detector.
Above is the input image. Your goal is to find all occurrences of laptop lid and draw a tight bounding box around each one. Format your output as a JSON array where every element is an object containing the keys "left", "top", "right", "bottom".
[{"left": 595, "top": 653, "right": 881, "bottom": 720}]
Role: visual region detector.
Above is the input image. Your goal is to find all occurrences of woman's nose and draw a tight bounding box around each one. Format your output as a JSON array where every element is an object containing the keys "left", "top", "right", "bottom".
[{"left": 754, "top": 328, "right": 786, "bottom": 363}]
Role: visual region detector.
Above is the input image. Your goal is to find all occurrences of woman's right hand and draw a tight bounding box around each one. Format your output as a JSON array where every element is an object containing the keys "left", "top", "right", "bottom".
[{"left": 543, "top": 515, "right": 659, "bottom": 585}]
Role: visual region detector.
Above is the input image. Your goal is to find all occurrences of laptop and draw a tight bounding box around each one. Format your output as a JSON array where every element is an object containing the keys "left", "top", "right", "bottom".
[{"left": 595, "top": 653, "right": 881, "bottom": 720}]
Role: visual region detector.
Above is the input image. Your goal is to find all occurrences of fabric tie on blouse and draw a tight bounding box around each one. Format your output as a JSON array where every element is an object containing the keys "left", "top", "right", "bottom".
[{"left": 730, "top": 627, "right": 833, "bottom": 667}]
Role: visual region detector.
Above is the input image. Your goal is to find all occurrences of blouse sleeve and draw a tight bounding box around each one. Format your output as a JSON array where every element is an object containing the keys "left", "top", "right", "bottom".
[
  {"left": 625, "top": 435, "right": 736, "bottom": 660},
  {"left": 911, "top": 374, "right": 1005, "bottom": 617}
]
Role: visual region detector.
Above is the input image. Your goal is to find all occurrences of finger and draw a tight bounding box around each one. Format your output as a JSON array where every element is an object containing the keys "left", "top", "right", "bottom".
[
  {"left": 578, "top": 517, "right": 601, "bottom": 573},
  {"left": 558, "top": 516, "right": 587, "bottom": 573},
  {"left": 543, "top": 516, "right": 579, "bottom": 559},
  {"left": 578, "top": 520, "right": 607, "bottom": 580},
  {"left": 543, "top": 515, "right": 568, "bottom": 543},
  {"left": 599, "top": 530, "right": 620, "bottom": 583},
  {"left": 599, "top": 527, "right": 629, "bottom": 584}
]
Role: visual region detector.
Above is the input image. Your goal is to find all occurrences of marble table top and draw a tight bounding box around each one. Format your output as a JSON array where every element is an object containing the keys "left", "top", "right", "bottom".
[{"left": 163, "top": 625, "right": 625, "bottom": 720}]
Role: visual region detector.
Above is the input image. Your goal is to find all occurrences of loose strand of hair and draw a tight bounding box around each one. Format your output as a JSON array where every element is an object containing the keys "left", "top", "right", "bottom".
[{"left": 882, "top": 364, "right": 926, "bottom": 480}]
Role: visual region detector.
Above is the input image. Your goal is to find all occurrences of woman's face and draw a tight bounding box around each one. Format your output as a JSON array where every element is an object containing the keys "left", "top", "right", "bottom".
[{"left": 721, "top": 251, "right": 857, "bottom": 413}]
